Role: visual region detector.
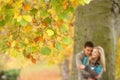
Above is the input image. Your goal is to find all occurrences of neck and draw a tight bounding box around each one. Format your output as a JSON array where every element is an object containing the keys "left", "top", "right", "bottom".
[{"left": 92, "top": 57, "right": 98, "bottom": 62}]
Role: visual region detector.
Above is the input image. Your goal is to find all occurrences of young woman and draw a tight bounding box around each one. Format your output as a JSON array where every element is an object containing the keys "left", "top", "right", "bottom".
[{"left": 80, "top": 46, "right": 106, "bottom": 80}]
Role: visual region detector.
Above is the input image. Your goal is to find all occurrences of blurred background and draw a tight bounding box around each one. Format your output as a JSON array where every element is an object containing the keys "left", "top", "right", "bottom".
[{"left": 0, "top": 0, "right": 120, "bottom": 80}]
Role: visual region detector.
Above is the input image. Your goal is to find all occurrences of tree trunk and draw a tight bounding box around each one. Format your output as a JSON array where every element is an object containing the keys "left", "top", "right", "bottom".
[
  {"left": 71, "top": 0, "right": 120, "bottom": 80},
  {"left": 59, "top": 59, "right": 70, "bottom": 80}
]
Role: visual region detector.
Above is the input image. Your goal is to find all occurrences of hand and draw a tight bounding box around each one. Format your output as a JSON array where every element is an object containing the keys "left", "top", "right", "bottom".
[
  {"left": 88, "top": 78, "right": 95, "bottom": 80},
  {"left": 78, "top": 64, "right": 85, "bottom": 70},
  {"left": 95, "top": 74, "right": 101, "bottom": 79}
]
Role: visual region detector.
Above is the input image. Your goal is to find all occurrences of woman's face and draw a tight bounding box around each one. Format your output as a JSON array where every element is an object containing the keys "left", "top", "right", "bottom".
[{"left": 92, "top": 48, "right": 100, "bottom": 59}]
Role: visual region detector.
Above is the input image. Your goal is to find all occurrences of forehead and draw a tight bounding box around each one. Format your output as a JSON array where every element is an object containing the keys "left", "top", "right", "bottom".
[{"left": 93, "top": 48, "right": 98, "bottom": 52}]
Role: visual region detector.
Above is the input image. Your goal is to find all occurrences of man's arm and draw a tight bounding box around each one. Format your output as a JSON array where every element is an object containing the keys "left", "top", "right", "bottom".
[
  {"left": 84, "top": 65, "right": 98, "bottom": 78},
  {"left": 76, "top": 52, "right": 84, "bottom": 70}
]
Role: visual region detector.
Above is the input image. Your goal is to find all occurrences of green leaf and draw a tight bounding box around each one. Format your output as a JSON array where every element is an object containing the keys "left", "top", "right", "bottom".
[
  {"left": 59, "top": 12, "right": 68, "bottom": 20},
  {"left": 40, "top": 10, "right": 49, "bottom": 17},
  {"left": 31, "top": 46, "right": 38, "bottom": 52},
  {"left": 45, "top": 17, "right": 51, "bottom": 24},
  {"left": 26, "top": 46, "right": 38, "bottom": 53},
  {"left": 63, "top": 37, "right": 72, "bottom": 45},
  {"left": 12, "top": 19, "right": 20, "bottom": 26},
  {"left": 51, "top": 0, "right": 57, "bottom": 6},
  {"left": 40, "top": 46, "right": 51, "bottom": 55},
  {"left": 5, "top": 5, "right": 12, "bottom": 10},
  {"left": 18, "top": 42, "right": 26, "bottom": 48},
  {"left": 55, "top": 41, "right": 63, "bottom": 50},
  {"left": 56, "top": 4, "right": 62, "bottom": 14},
  {"left": 36, "top": 31, "right": 43, "bottom": 36},
  {"left": 60, "top": 25, "right": 68, "bottom": 33},
  {"left": 20, "top": 19, "right": 27, "bottom": 26},
  {"left": 67, "top": 7, "right": 74, "bottom": 13},
  {"left": 30, "top": 8, "right": 38, "bottom": 15},
  {"left": 0, "top": 20, "right": 6, "bottom": 27},
  {"left": 5, "top": 14, "right": 12, "bottom": 22},
  {"left": 26, "top": 46, "right": 32, "bottom": 53}
]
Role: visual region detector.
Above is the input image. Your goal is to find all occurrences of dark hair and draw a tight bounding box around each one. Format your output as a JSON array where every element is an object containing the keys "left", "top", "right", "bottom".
[{"left": 84, "top": 41, "right": 94, "bottom": 48}]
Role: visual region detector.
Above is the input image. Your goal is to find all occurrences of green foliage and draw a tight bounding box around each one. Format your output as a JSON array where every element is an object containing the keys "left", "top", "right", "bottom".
[
  {"left": 55, "top": 41, "right": 63, "bottom": 51},
  {"left": 40, "top": 46, "right": 51, "bottom": 55},
  {"left": 20, "top": 19, "right": 28, "bottom": 26},
  {"left": 63, "top": 36, "right": 72, "bottom": 45},
  {"left": 0, "top": 0, "right": 92, "bottom": 65},
  {"left": 0, "top": 20, "right": 6, "bottom": 27},
  {"left": 2, "top": 69, "right": 20, "bottom": 80}
]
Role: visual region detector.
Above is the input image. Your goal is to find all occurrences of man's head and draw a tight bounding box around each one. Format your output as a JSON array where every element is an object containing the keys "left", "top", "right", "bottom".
[{"left": 84, "top": 41, "right": 94, "bottom": 56}]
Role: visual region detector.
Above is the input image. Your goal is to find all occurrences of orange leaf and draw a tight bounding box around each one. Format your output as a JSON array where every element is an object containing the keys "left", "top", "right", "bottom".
[
  {"left": 7, "top": 41, "right": 11, "bottom": 47},
  {"left": 57, "top": 19, "right": 63, "bottom": 27},
  {"left": 26, "top": 54, "right": 31, "bottom": 59},
  {"left": 31, "top": 57, "right": 36, "bottom": 63},
  {"left": 24, "top": 4, "right": 31, "bottom": 11},
  {"left": 52, "top": 40, "right": 56, "bottom": 47},
  {"left": 0, "top": 16, "right": 3, "bottom": 20},
  {"left": 63, "top": 1, "right": 68, "bottom": 10},
  {"left": 33, "top": 19, "right": 38, "bottom": 24},
  {"left": 0, "top": 35, "right": 1, "bottom": 40},
  {"left": 34, "top": 36, "right": 40, "bottom": 43},
  {"left": 42, "top": 21, "right": 48, "bottom": 27}
]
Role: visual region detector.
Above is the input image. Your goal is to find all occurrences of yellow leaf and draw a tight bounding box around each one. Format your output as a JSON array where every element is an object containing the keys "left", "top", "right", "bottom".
[
  {"left": 11, "top": 40, "right": 17, "bottom": 48},
  {"left": 70, "top": 0, "right": 74, "bottom": 2},
  {"left": 24, "top": 38, "right": 29, "bottom": 44},
  {"left": 48, "top": 8, "right": 56, "bottom": 14},
  {"left": 73, "top": 0, "right": 79, "bottom": 7},
  {"left": 3, "top": 0, "right": 10, "bottom": 3},
  {"left": 40, "top": 0, "right": 46, "bottom": 7},
  {"left": 17, "top": 15, "right": 22, "bottom": 22},
  {"left": 52, "top": 15, "right": 58, "bottom": 21},
  {"left": 9, "top": 35, "right": 13, "bottom": 41},
  {"left": 79, "top": 0, "right": 85, "bottom": 6},
  {"left": 84, "top": 0, "right": 92, "bottom": 4},
  {"left": 13, "top": 1, "right": 23, "bottom": 9},
  {"left": 25, "top": 26, "right": 32, "bottom": 31},
  {"left": 46, "top": 29, "right": 54, "bottom": 36},
  {"left": 23, "top": 15, "right": 32, "bottom": 22}
]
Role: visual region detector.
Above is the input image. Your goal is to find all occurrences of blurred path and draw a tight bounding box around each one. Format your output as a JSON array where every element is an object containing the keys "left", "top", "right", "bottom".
[{"left": 19, "top": 64, "right": 61, "bottom": 80}]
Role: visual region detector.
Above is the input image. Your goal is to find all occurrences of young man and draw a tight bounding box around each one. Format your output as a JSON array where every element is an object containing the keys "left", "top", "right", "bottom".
[{"left": 76, "top": 41, "right": 94, "bottom": 80}]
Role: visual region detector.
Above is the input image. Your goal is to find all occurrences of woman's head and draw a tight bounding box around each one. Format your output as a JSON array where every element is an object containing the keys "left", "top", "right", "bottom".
[
  {"left": 92, "top": 46, "right": 106, "bottom": 72},
  {"left": 92, "top": 48, "right": 100, "bottom": 59}
]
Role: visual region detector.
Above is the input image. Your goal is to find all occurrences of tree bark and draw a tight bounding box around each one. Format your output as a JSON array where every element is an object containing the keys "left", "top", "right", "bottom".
[
  {"left": 59, "top": 59, "right": 70, "bottom": 80},
  {"left": 71, "top": 0, "right": 120, "bottom": 80}
]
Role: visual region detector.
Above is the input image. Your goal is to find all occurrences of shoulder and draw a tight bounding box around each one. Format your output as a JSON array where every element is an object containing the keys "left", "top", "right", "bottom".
[{"left": 76, "top": 51, "right": 84, "bottom": 56}]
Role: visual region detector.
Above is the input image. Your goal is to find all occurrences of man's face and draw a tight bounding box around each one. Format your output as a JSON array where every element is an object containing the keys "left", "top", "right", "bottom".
[{"left": 84, "top": 47, "right": 93, "bottom": 56}]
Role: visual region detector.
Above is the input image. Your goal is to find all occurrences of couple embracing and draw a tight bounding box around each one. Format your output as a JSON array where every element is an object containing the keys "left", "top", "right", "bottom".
[{"left": 76, "top": 41, "right": 106, "bottom": 80}]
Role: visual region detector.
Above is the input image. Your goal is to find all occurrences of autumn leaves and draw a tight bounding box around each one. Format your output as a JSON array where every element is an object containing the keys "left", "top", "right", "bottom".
[{"left": 0, "top": 0, "right": 92, "bottom": 65}]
